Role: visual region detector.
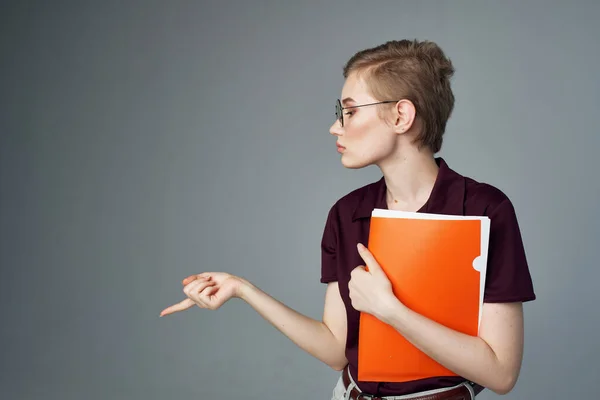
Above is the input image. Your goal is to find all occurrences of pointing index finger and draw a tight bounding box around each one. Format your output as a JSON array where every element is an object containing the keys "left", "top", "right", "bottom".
[{"left": 159, "top": 298, "right": 195, "bottom": 317}]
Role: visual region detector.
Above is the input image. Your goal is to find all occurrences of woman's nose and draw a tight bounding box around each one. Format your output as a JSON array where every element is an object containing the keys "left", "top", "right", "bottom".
[{"left": 329, "top": 120, "right": 343, "bottom": 136}]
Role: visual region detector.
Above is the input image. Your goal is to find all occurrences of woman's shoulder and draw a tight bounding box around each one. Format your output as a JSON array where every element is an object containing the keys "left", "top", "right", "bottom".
[{"left": 463, "top": 175, "right": 518, "bottom": 217}]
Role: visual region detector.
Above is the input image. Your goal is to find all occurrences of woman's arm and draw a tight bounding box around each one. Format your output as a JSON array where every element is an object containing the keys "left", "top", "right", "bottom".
[
  {"left": 160, "top": 273, "right": 348, "bottom": 371},
  {"left": 349, "top": 244, "right": 525, "bottom": 395},
  {"left": 381, "top": 300, "right": 524, "bottom": 395},
  {"left": 239, "top": 280, "right": 348, "bottom": 370}
]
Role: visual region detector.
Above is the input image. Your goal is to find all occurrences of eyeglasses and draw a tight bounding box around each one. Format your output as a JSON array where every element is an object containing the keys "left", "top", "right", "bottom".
[{"left": 335, "top": 99, "right": 400, "bottom": 127}]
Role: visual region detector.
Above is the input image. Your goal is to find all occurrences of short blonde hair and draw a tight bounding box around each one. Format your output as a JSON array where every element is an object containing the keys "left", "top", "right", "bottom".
[{"left": 343, "top": 39, "right": 455, "bottom": 153}]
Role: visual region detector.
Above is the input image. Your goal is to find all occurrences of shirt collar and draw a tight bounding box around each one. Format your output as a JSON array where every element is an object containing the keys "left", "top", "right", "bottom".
[{"left": 352, "top": 157, "right": 466, "bottom": 221}]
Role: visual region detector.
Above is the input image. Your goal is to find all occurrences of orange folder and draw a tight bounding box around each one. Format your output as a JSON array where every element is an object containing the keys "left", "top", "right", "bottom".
[{"left": 357, "top": 209, "right": 490, "bottom": 382}]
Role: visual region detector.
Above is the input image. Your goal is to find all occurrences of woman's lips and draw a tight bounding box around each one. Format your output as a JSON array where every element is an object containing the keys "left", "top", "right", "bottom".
[{"left": 337, "top": 143, "right": 346, "bottom": 153}]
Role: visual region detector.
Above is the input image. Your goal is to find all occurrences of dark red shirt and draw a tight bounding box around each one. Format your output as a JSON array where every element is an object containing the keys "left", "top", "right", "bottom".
[{"left": 320, "top": 157, "right": 536, "bottom": 396}]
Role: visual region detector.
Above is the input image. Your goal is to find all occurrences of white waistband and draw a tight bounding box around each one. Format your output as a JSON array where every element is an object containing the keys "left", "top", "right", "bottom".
[{"left": 344, "top": 369, "right": 475, "bottom": 400}]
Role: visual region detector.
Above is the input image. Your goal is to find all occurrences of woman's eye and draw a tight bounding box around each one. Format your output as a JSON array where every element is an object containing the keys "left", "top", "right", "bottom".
[{"left": 344, "top": 111, "right": 354, "bottom": 116}]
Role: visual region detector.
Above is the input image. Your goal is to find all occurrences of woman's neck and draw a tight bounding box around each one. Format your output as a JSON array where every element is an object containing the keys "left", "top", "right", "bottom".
[{"left": 379, "top": 150, "right": 439, "bottom": 212}]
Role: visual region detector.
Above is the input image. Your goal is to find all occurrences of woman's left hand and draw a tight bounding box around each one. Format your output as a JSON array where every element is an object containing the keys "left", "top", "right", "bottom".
[{"left": 348, "top": 243, "right": 401, "bottom": 322}]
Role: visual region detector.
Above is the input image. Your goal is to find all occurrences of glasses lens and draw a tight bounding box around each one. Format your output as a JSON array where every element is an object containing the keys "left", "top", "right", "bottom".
[{"left": 335, "top": 99, "right": 343, "bottom": 127}]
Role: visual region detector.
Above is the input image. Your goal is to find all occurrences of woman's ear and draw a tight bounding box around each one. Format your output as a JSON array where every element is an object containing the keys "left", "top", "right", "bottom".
[{"left": 393, "top": 99, "right": 417, "bottom": 134}]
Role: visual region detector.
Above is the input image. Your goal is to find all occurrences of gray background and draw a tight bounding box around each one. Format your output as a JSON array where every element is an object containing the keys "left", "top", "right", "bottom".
[{"left": 1, "top": 1, "right": 598, "bottom": 399}]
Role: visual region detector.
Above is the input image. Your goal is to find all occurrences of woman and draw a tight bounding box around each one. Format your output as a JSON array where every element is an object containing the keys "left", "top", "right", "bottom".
[{"left": 160, "top": 39, "right": 536, "bottom": 400}]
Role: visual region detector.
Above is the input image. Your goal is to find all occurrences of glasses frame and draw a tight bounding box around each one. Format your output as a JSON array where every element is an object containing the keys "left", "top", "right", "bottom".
[{"left": 335, "top": 99, "right": 400, "bottom": 127}]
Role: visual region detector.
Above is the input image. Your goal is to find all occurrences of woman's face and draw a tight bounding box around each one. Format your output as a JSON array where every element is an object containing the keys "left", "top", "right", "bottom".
[{"left": 329, "top": 73, "right": 399, "bottom": 169}]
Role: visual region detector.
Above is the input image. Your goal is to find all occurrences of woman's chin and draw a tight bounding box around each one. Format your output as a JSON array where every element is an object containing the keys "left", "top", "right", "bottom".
[{"left": 340, "top": 154, "right": 369, "bottom": 169}]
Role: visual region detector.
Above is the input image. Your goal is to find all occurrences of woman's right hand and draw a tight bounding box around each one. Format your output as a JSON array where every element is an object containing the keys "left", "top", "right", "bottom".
[{"left": 159, "top": 272, "right": 247, "bottom": 317}]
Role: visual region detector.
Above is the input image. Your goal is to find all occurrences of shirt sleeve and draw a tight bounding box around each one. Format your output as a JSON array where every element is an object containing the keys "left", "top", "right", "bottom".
[
  {"left": 483, "top": 198, "right": 536, "bottom": 303},
  {"left": 320, "top": 205, "right": 338, "bottom": 283}
]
